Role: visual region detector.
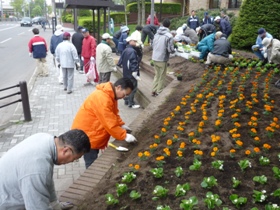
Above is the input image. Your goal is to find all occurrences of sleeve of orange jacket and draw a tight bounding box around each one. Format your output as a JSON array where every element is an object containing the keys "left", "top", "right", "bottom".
[
  {"left": 91, "top": 37, "right": 96, "bottom": 58},
  {"left": 90, "top": 92, "right": 126, "bottom": 140}
]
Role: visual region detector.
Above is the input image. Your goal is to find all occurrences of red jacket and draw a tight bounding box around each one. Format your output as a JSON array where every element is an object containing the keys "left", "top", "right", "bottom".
[
  {"left": 81, "top": 35, "right": 96, "bottom": 59},
  {"left": 146, "top": 15, "right": 160, "bottom": 26},
  {"left": 71, "top": 82, "right": 126, "bottom": 149}
]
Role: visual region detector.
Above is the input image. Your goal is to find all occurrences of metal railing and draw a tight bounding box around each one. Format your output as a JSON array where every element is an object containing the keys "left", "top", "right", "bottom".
[{"left": 0, "top": 81, "right": 32, "bottom": 121}]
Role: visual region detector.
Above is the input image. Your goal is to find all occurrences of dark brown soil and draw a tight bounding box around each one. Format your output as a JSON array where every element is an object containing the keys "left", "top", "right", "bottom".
[{"left": 78, "top": 49, "right": 280, "bottom": 210}]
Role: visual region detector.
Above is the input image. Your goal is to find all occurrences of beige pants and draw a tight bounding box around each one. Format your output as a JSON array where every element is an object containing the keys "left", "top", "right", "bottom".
[
  {"left": 152, "top": 61, "right": 167, "bottom": 94},
  {"left": 205, "top": 53, "right": 233, "bottom": 65},
  {"left": 36, "top": 58, "right": 48, "bottom": 76}
]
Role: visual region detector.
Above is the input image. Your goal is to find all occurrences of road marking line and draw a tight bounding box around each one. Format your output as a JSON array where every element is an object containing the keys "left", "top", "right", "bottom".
[
  {"left": 0, "top": 25, "right": 18, "bottom": 32},
  {"left": 0, "top": 38, "right": 12, "bottom": 43},
  {"left": 18, "top": 32, "right": 24, "bottom": 35}
]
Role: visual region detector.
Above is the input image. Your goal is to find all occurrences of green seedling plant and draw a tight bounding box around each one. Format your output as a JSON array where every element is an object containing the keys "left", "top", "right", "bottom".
[
  {"left": 272, "top": 188, "right": 280, "bottom": 198},
  {"left": 129, "top": 190, "right": 141, "bottom": 200},
  {"left": 116, "top": 183, "right": 128, "bottom": 197},
  {"left": 180, "top": 196, "right": 198, "bottom": 210},
  {"left": 204, "top": 191, "right": 222, "bottom": 209},
  {"left": 201, "top": 176, "right": 218, "bottom": 189},
  {"left": 150, "top": 167, "right": 164, "bottom": 178},
  {"left": 232, "top": 177, "right": 241, "bottom": 188},
  {"left": 211, "top": 160, "right": 224, "bottom": 171},
  {"left": 152, "top": 185, "right": 169, "bottom": 200},
  {"left": 156, "top": 205, "right": 171, "bottom": 210},
  {"left": 189, "top": 158, "right": 202, "bottom": 171},
  {"left": 229, "top": 194, "right": 247, "bottom": 208},
  {"left": 253, "top": 190, "right": 267, "bottom": 203},
  {"left": 265, "top": 204, "right": 280, "bottom": 210},
  {"left": 272, "top": 166, "right": 280, "bottom": 180},
  {"left": 175, "top": 183, "right": 190, "bottom": 197},
  {"left": 105, "top": 194, "right": 119, "bottom": 205},
  {"left": 253, "top": 175, "right": 267, "bottom": 184},
  {"left": 259, "top": 156, "right": 270, "bottom": 166},
  {"left": 121, "top": 172, "right": 136, "bottom": 183},
  {"left": 174, "top": 166, "right": 184, "bottom": 177},
  {"left": 238, "top": 159, "right": 251, "bottom": 172}
]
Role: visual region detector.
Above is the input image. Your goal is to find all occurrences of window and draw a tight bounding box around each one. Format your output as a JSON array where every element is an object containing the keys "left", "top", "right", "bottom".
[
  {"left": 209, "top": 0, "right": 220, "bottom": 9},
  {"left": 228, "top": 0, "right": 242, "bottom": 8}
]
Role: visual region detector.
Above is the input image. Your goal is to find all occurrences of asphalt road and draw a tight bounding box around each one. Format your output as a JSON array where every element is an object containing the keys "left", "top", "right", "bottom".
[{"left": 0, "top": 21, "right": 53, "bottom": 127}]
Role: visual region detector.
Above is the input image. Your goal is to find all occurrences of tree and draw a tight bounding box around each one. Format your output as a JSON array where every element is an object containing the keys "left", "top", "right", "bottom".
[
  {"left": 32, "top": 5, "right": 42, "bottom": 17},
  {"left": 230, "top": 0, "right": 280, "bottom": 50},
  {"left": 10, "top": 0, "right": 24, "bottom": 17},
  {"left": 141, "top": 0, "right": 145, "bottom": 25}
]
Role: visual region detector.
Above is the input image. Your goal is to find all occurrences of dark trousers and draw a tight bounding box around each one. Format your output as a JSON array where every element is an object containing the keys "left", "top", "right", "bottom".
[
  {"left": 78, "top": 53, "right": 84, "bottom": 70},
  {"left": 124, "top": 78, "right": 137, "bottom": 106},
  {"left": 84, "top": 149, "right": 99, "bottom": 169},
  {"left": 112, "top": 37, "right": 119, "bottom": 53},
  {"left": 133, "top": 46, "right": 143, "bottom": 63},
  {"left": 141, "top": 30, "right": 154, "bottom": 44},
  {"left": 99, "top": 72, "right": 111, "bottom": 84}
]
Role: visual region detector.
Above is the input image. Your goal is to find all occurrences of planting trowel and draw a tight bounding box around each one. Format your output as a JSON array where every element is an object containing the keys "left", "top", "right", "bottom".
[{"left": 108, "top": 142, "right": 129, "bottom": 152}]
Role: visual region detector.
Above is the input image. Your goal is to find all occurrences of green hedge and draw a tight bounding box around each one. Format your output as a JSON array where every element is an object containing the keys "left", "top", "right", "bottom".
[
  {"left": 127, "top": 2, "right": 181, "bottom": 15},
  {"left": 110, "top": 12, "right": 126, "bottom": 24},
  {"left": 230, "top": 0, "right": 280, "bottom": 50}
]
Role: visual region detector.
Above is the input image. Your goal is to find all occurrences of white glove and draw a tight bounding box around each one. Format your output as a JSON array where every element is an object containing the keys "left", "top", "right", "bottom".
[
  {"left": 122, "top": 124, "right": 132, "bottom": 132},
  {"left": 81, "top": 56, "right": 84, "bottom": 61},
  {"left": 125, "top": 133, "right": 137, "bottom": 143},
  {"left": 113, "top": 66, "right": 117, "bottom": 72},
  {"left": 29, "top": 52, "right": 32, "bottom": 57},
  {"left": 90, "top": 56, "right": 95, "bottom": 61},
  {"left": 132, "top": 72, "right": 141, "bottom": 81},
  {"left": 50, "top": 201, "right": 62, "bottom": 210},
  {"left": 264, "top": 53, "right": 267, "bottom": 58}
]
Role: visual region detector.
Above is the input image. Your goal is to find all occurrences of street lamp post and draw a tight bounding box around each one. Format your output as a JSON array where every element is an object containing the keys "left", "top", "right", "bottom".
[{"left": 0, "top": 0, "right": 3, "bottom": 20}]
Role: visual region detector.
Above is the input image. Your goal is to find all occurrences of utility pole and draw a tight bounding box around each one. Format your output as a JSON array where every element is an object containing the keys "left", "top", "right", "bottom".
[
  {"left": 51, "top": 0, "right": 56, "bottom": 34},
  {"left": 150, "top": 0, "right": 154, "bottom": 25}
]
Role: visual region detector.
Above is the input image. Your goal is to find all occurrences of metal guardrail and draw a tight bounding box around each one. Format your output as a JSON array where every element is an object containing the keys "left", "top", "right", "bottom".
[{"left": 0, "top": 81, "right": 32, "bottom": 121}]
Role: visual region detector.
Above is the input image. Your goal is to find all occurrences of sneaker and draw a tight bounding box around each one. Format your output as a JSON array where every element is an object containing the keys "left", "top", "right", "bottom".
[
  {"left": 129, "top": 104, "right": 140, "bottom": 109},
  {"left": 152, "top": 92, "right": 159, "bottom": 97},
  {"left": 79, "top": 70, "right": 84, "bottom": 74},
  {"left": 124, "top": 101, "right": 129, "bottom": 106},
  {"left": 84, "top": 82, "right": 91, "bottom": 86},
  {"left": 67, "top": 91, "right": 72, "bottom": 94},
  {"left": 64, "top": 88, "right": 67, "bottom": 91}
]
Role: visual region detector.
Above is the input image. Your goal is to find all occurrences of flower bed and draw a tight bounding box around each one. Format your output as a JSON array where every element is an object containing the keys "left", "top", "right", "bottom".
[{"left": 79, "top": 54, "right": 280, "bottom": 210}]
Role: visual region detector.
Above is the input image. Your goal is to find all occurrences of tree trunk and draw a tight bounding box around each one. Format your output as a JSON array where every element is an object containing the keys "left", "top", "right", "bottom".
[
  {"left": 137, "top": 0, "right": 141, "bottom": 25},
  {"left": 182, "top": 0, "right": 186, "bottom": 17},
  {"left": 124, "top": 1, "right": 127, "bottom": 25},
  {"left": 141, "top": 0, "right": 145, "bottom": 26}
]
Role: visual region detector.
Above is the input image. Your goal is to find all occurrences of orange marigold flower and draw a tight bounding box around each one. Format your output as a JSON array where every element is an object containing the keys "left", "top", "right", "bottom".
[
  {"left": 245, "top": 150, "right": 251, "bottom": 155},
  {"left": 144, "top": 151, "right": 150, "bottom": 157},
  {"left": 234, "top": 122, "right": 241, "bottom": 127},
  {"left": 161, "top": 128, "right": 167, "bottom": 133},
  {"left": 253, "top": 112, "right": 259, "bottom": 116},
  {"left": 215, "top": 120, "right": 221, "bottom": 126},
  {"left": 199, "top": 121, "right": 204, "bottom": 127},
  {"left": 166, "top": 139, "right": 173, "bottom": 146},
  {"left": 129, "top": 163, "right": 133, "bottom": 167},
  {"left": 173, "top": 134, "right": 178, "bottom": 139},
  {"left": 154, "top": 135, "right": 160, "bottom": 139},
  {"left": 273, "top": 117, "right": 278, "bottom": 122},
  {"left": 188, "top": 132, "right": 195, "bottom": 137},
  {"left": 213, "top": 147, "right": 218, "bottom": 152},
  {"left": 211, "top": 152, "right": 216, "bottom": 157},
  {"left": 254, "top": 147, "right": 260, "bottom": 153},
  {"left": 196, "top": 140, "right": 201, "bottom": 145},
  {"left": 134, "top": 164, "right": 140, "bottom": 170},
  {"left": 180, "top": 142, "right": 186, "bottom": 148},
  {"left": 149, "top": 145, "right": 154, "bottom": 149},
  {"left": 198, "top": 128, "right": 203, "bottom": 133},
  {"left": 251, "top": 128, "right": 257, "bottom": 133},
  {"left": 251, "top": 116, "right": 258, "bottom": 121},
  {"left": 230, "top": 149, "right": 236, "bottom": 153},
  {"left": 138, "top": 152, "right": 143, "bottom": 157},
  {"left": 263, "top": 143, "right": 271, "bottom": 149},
  {"left": 236, "top": 140, "right": 243, "bottom": 146},
  {"left": 254, "top": 136, "right": 260, "bottom": 141},
  {"left": 153, "top": 143, "right": 158, "bottom": 147},
  {"left": 156, "top": 156, "right": 165, "bottom": 161},
  {"left": 177, "top": 151, "right": 183, "bottom": 157},
  {"left": 202, "top": 115, "right": 208, "bottom": 121},
  {"left": 164, "top": 121, "right": 169, "bottom": 126}
]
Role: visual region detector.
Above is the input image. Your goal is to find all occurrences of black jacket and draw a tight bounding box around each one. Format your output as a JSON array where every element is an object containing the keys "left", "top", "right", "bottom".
[
  {"left": 113, "top": 30, "right": 122, "bottom": 39},
  {"left": 71, "top": 32, "right": 84, "bottom": 54},
  {"left": 143, "top": 24, "right": 158, "bottom": 34},
  {"left": 117, "top": 45, "right": 139, "bottom": 79},
  {"left": 201, "top": 24, "right": 216, "bottom": 35},
  {"left": 187, "top": 16, "right": 200, "bottom": 30},
  {"left": 211, "top": 37, "right": 232, "bottom": 57}
]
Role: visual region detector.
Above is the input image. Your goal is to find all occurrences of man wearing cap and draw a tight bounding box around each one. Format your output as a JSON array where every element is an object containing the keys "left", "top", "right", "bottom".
[
  {"left": 50, "top": 24, "right": 64, "bottom": 83},
  {"left": 117, "top": 35, "right": 141, "bottom": 109},
  {"left": 202, "top": 12, "right": 213, "bottom": 25},
  {"left": 220, "top": 11, "right": 230, "bottom": 22},
  {"left": 187, "top": 10, "right": 200, "bottom": 31},
  {"left": 262, "top": 37, "right": 280, "bottom": 64},
  {"left": 117, "top": 25, "right": 130, "bottom": 55},
  {"left": 197, "top": 31, "right": 223, "bottom": 60},
  {"left": 72, "top": 26, "right": 84, "bottom": 73},
  {"left": 214, "top": 16, "right": 232, "bottom": 38},
  {"left": 252, "top": 28, "right": 273, "bottom": 61},
  {"left": 55, "top": 32, "right": 79, "bottom": 94},
  {"left": 151, "top": 18, "right": 175, "bottom": 96},
  {"left": 197, "top": 23, "right": 216, "bottom": 41},
  {"left": 28, "top": 28, "right": 48, "bottom": 76},
  {"left": 96, "top": 33, "right": 117, "bottom": 83},
  {"left": 81, "top": 28, "right": 98, "bottom": 85},
  {"left": 141, "top": 24, "right": 158, "bottom": 45}
]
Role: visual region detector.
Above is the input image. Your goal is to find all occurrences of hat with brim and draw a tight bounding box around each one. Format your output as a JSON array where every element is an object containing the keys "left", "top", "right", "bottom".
[
  {"left": 126, "top": 36, "right": 137, "bottom": 42},
  {"left": 102, "top": 33, "right": 113, "bottom": 39},
  {"left": 82, "top": 28, "right": 89, "bottom": 33},
  {"left": 258, "top": 28, "right": 266, "bottom": 36},
  {"left": 214, "top": 16, "right": 221, "bottom": 21},
  {"left": 63, "top": 32, "right": 71, "bottom": 38},
  {"left": 262, "top": 37, "right": 272, "bottom": 49},
  {"left": 122, "top": 26, "right": 130, "bottom": 32}
]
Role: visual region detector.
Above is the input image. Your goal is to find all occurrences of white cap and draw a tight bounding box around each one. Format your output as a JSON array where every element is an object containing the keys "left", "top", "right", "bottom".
[
  {"left": 214, "top": 16, "right": 221, "bottom": 21},
  {"left": 122, "top": 26, "right": 130, "bottom": 32},
  {"left": 102, "top": 33, "right": 113, "bottom": 39},
  {"left": 126, "top": 36, "right": 137, "bottom": 42},
  {"left": 196, "top": 26, "right": 201, "bottom": 33},
  {"left": 262, "top": 37, "right": 272, "bottom": 48},
  {"left": 56, "top": 24, "right": 64, "bottom": 31}
]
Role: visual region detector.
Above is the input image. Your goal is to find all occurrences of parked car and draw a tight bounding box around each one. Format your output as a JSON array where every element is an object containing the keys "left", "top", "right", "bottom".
[{"left": 20, "top": 17, "right": 32, "bottom": 27}]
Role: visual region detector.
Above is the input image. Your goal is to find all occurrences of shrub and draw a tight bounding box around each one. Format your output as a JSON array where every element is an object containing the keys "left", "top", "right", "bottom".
[
  {"left": 78, "top": 9, "right": 91, "bottom": 17},
  {"left": 230, "top": 0, "right": 280, "bottom": 50},
  {"left": 127, "top": 2, "right": 181, "bottom": 15}
]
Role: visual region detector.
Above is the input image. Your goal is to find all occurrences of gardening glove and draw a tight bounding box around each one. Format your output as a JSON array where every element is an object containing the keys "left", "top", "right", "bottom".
[
  {"left": 113, "top": 66, "right": 117, "bottom": 72},
  {"left": 75, "top": 62, "right": 80, "bottom": 69},
  {"left": 132, "top": 72, "right": 141, "bottom": 81},
  {"left": 29, "top": 52, "right": 32, "bottom": 57},
  {"left": 122, "top": 125, "right": 132, "bottom": 132},
  {"left": 90, "top": 56, "right": 95, "bottom": 61},
  {"left": 81, "top": 56, "right": 84, "bottom": 61},
  {"left": 264, "top": 53, "right": 267, "bottom": 59},
  {"left": 125, "top": 133, "right": 137, "bottom": 143}
]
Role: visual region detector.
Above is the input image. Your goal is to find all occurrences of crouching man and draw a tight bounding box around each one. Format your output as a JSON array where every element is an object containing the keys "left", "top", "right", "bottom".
[{"left": 205, "top": 33, "right": 233, "bottom": 65}]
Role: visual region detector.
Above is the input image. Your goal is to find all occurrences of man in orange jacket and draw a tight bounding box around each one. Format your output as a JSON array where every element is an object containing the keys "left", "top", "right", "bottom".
[{"left": 71, "top": 78, "right": 137, "bottom": 168}]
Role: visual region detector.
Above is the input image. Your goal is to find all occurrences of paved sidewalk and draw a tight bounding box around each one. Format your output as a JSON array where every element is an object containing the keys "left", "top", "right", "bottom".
[{"left": 0, "top": 53, "right": 143, "bottom": 198}]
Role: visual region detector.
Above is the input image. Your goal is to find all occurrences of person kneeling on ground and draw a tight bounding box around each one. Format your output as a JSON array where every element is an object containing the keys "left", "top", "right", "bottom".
[
  {"left": 117, "top": 36, "right": 141, "bottom": 109},
  {"left": 205, "top": 33, "right": 233, "bottom": 65},
  {"left": 0, "top": 129, "right": 90, "bottom": 210},
  {"left": 71, "top": 78, "right": 137, "bottom": 169},
  {"left": 262, "top": 37, "right": 280, "bottom": 64},
  {"left": 184, "top": 26, "right": 199, "bottom": 45},
  {"left": 197, "top": 31, "right": 223, "bottom": 60},
  {"left": 252, "top": 28, "right": 273, "bottom": 61}
]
